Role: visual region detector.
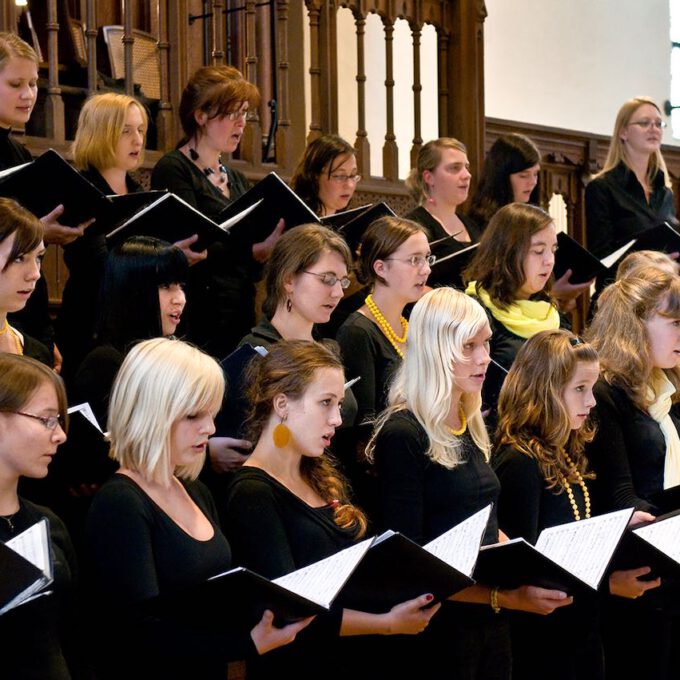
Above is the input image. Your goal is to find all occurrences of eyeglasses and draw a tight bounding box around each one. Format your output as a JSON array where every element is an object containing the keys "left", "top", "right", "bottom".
[
  {"left": 328, "top": 174, "right": 362, "bottom": 184},
  {"left": 384, "top": 254, "right": 436, "bottom": 268},
  {"left": 13, "top": 411, "right": 63, "bottom": 430},
  {"left": 224, "top": 109, "right": 248, "bottom": 121},
  {"left": 628, "top": 119, "right": 667, "bottom": 130},
  {"left": 302, "top": 271, "right": 351, "bottom": 289}
]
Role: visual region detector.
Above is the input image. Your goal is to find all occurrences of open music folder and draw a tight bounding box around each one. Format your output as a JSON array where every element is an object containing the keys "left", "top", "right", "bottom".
[
  {"left": 1, "top": 519, "right": 54, "bottom": 616},
  {"left": 0, "top": 148, "right": 109, "bottom": 225},
  {"left": 474, "top": 508, "right": 633, "bottom": 595}
]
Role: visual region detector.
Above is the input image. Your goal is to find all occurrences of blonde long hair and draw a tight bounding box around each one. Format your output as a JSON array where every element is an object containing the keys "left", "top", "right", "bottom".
[
  {"left": 598, "top": 97, "right": 671, "bottom": 189},
  {"left": 367, "top": 287, "right": 491, "bottom": 468}
]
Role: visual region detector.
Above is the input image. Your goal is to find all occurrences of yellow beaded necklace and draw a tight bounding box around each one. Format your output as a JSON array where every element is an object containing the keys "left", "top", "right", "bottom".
[
  {"left": 365, "top": 294, "right": 407, "bottom": 358},
  {"left": 557, "top": 452, "right": 591, "bottom": 521}
]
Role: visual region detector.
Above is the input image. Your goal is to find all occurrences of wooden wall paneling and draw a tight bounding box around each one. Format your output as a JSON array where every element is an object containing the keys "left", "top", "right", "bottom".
[{"left": 1, "top": 3, "right": 19, "bottom": 33}]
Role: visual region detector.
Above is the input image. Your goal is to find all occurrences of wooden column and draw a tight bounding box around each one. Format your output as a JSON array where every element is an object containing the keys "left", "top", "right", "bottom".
[
  {"left": 305, "top": 1, "right": 323, "bottom": 141},
  {"left": 354, "top": 10, "right": 370, "bottom": 178},
  {"left": 123, "top": 0, "right": 134, "bottom": 96},
  {"left": 410, "top": 21, "right": 423, "bottom": 168},
  {"left": 382, "top": 17, "right": 398, "bottom": 181},
  {"left": 210, "top": 0, "right": 225, "bottom": 64},
  {"left": 240, "top": 0, "right": 261, "bottom": 165},
  {"left": 44, "top": 0, "right": 65, "bottom": 142},
  {"left": 85, "top": 0, "right": 98, "bottom": 94},
  {"left": 275, "top": 0, "right": 292, "bottom": 170},
  {"left": 0, "top": 3, "right": 18, "bottom": 33},
  {"left": 157, "top": 0, "right": 172, "bottom": 149},
  {"left": 436, "top": 26, "right": 449, "bottom": 137}
]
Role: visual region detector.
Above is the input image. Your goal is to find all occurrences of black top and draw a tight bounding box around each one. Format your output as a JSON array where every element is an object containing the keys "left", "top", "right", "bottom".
[
  {"left": 585, "top": 161, "right": 677, "bottom": 259},
  {"left": 85, "top": 473, "right": 255, "bottom": 679},
  {"left": 151, "top": 150, "right": 255, "bottom": 358},
  {"left": 336, "top": 310, "right": 400, "bottom": 427},
  {"left": 585, "top": 379, "right": 679, "bottom": 514},
  {"left": 493, "top": 445, "right": 588, "bottom": 544},
  {"left": 57, "top": 168, "right": 142, "bottom": 381},
  {"left": 0, "top": 497, "right": 77, "bottom": 680},
  {"left": 404, "top": 206, "right": 481, "bottom": 289},
  {"left": 372, "top": 409, "right": 499, "bottom": 545},
  {"left": 224, "top": 466, "right": 350, "bottom": 680},
  {"left": 0, "top": 128, "right": 53, "bottom": 355}
]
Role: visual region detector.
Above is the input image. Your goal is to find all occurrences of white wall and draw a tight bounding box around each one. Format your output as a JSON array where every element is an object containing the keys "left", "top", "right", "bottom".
[{"left": 484, "top": 0, "right": 678, "bottom": 145}]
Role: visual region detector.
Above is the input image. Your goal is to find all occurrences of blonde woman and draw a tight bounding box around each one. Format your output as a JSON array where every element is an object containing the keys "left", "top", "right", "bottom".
[
  {"left": 586, "top": 97, "right": 676, "bottom": 263},
  {"left": 368, "top": 287, "right": 572, "bottom": 680},
  {"left": 615, "top": 249, "right": 678, "bottom": 280},
  {"left": 84, "top": 338, "right": 311, "bottom": 680},
  {"left": 586, "top": 266, "right": 680, "bottom": 680}
]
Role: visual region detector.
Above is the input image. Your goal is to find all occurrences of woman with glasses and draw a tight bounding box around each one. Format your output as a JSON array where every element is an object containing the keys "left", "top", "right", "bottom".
[
  {"left": 464, "top": 203, "right": 568, "bottom": 419},
  {"left": 404, "top": 138, "right": 479, "bottom": 288},
  {"left": 151, "top": 65, "right": 283, "bottom": 358},
  {"left": 206, "top": 225, "right": 357, "bottom": 488},
  {"left": 0, "top": 196, "right": 50, "bottom": 364},
  {"left": 0, "top": 353, "right": 77, "bottom": 680},
  {"left": 291, "top": 134, "right": 360, "bottom": 216},
  {"left": 585, "top": 97, "right": 677, "bottom": 271}
]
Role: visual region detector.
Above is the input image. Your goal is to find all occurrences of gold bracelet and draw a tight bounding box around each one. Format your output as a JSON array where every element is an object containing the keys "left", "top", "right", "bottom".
[{"left": 490, "top": 587, "right": 501, "bottom": 614}]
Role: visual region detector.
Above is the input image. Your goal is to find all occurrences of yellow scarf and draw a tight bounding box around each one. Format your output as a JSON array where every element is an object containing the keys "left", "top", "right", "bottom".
[
  {"left": 646, "top": 370, "right": 680, "bottom": 489},
  {"left": 465, "top": 282, "right": 560, "bottom": 339}
]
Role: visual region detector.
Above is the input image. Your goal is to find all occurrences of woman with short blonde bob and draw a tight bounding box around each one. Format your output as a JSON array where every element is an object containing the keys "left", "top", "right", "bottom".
[
  {"left": 58, "top": 92, "right": 149, "bottom": 379},
  {"left": 368, "top": 287, "right": 572, "bottom": 680},
  {"left": 586, "top": 267, "right": 680, "bottom": 680},
  {"left": 586, "top": 97, "right": 677, "bottom": 264},
  {"left": 494, "top": 329, "right": 660, "bottom": 680},
  {"left": 85, "top": 337, "right": 310, "bottom": 680}
]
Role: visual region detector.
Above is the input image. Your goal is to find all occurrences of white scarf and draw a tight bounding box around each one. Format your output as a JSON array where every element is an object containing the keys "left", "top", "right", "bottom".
[{"left": 647, "top": 371, "right": 680, "bottom": 489}]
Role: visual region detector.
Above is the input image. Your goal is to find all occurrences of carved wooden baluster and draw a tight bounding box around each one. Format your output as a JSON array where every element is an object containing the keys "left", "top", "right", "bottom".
[
  {"left": 382, "top": 17, "right": 398, "bottom": 181},
  {"left": 85, "top": 0, "right": 97, "bottom": 94},
  {"left": 275, "top": 0, "right": 291, "bottom": 168},
  {"left": 44, "top": 0, "right": 65, "bottom": 141},
  {"left": 211, "top": 0, "right": 225, "bottom": 64},
  {"left": 437, "top": 27, "right": 450, "bottom": 137},
  {"left": 240, "top": 0, "right": 261, "bottom": 164},
  {"left": 305, "top": 1, "right": 322, "bottom": 142},
  {"left": 354, "top": 10, "right": 370, "bottom": 179},
  {"left": 157, "top": 0, "right": 172, "bottom": 149},
  {"left": 410, "top": 20, "right": 423, "bottom": 168},
  {"left": 123, "top": 0, "right": 134, "bottom": 96}
]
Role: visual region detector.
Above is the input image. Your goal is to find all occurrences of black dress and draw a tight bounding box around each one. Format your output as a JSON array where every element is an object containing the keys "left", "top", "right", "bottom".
[
  {"left": 372, "top": 409, "right": 510, "bottom": 680},
  {"left": 0, "top": 497, "right": 78, "bottom": 680},
  {"left": 493, "top": 445, "right": 604, "bottom": 680},
  {"left": 84, "top": 473, "right": 256, "bottom": 680},
  {"left": 56, "top": 168, "right": 141, "bottom": 383},
  {"left": 151, "top": 150, "right": 256, "bottom": 358},
  {"left": 224, "top": 466, "right": 356, "bottom": 680},
  {"left": 0, "top": 127, "right": 53, "bottom": 358},
  {"left": 585, "top": 379, "right": 680, "bottom": 680},
  {"left": 404, "top": 205, "right": 481, "bottom": 289}
]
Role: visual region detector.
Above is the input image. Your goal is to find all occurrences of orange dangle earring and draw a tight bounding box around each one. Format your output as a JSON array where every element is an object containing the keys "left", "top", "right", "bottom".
[{"left": 273, "top": 415, "right": 291, "bottom": 448}]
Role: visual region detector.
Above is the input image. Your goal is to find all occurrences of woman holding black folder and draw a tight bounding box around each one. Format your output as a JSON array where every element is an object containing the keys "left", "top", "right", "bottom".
[
  {"left": 585, "top": 97, "right": 677, "bottom": 264},
  {"left": 403, "top": 137, "right": 480, "bottom": 288},
  {"left": 494, "top": 329, "right": 660, "bottom": 680},
  {"left": 84, "top": 337, "right": 311, "bottom": 680},
  {"left": 585, "top": 267, "right": 680, "bottom": 680},
  {"left": 224, "top": 340, "right": 440, "bottom": 680},
  {"left": 151, "top": 65, "right": 284, "bottom": 358},
  {"left": 368, "top": 287, "right": 573, "bottom": 680},
  {"left": 0, "top": 353, "right": 77, "bottom": 680}
]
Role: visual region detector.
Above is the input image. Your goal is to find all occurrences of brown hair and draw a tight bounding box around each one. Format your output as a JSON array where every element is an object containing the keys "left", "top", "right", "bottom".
[
  {"left": 616, "top": 250, "right": 678, "bottom": 280},
  {"left": 178, "top": 65, "right": 260, "bottom": 145},
  {"left": 464, "top": 202, "right": 554, "bottom": 308},
  {"left": 0, "top": 32, "right": 38, "bottom": 70},
  {"left": 0, "top": 197, "right": 43, "bottom": 271},
  {"left": 356, "top": 215, "right": 426, "bottom": 287},
  {"left": 245, "top": 340, "right": 367, "bottom": 536},
  {"left": 497, "top": 330, "right": 597, "bottom": 491},
  {"left": 262, "top": 224, "right": 352, "bottom": 318},
  {"left": 405, "top": 137, "right": 468, "bottom": 204},
  {"left": 0, "top": 354, "right": 68, "bottom": 430},
  {"left": 586, "top": 266, "right": 680, "bottom": 409},
  {"left": 291, "top": 135, "right": 356, "bottom": 216}
]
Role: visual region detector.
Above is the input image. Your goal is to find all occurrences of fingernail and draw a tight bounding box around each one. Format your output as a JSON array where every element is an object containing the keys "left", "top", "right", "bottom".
[{"left": 425, "top": 594, "right": 433, "bottom": 602}]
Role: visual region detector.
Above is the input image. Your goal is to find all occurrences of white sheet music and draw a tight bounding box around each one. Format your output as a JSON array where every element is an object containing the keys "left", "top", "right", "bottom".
[
  {"left": 67, "top": 402, "right": 104, "bottom": 434},
  {"left": 273, "top": 537, "right": 373, "bottom": 608},
  {"left": 5, "top": 518, "right": 52, "bottom": 580},
  {"left": 634, "top": 514, "right": 680, "bottom": 564},
  {"left": 535, "top": 508, "right": 632, "bottom": 589},
  {"left": 424, "top": 505, "right": 491, "bottom": 576},
  {"left": 601, "top": 240, "right": 635, "bottom": 268},
  {"left": 218, "top": 198, "right": 264, "bottom": 231}
]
